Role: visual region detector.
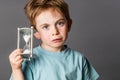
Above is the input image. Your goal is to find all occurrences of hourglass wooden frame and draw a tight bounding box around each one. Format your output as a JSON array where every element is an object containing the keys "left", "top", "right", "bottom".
[{"left": 17, "top": 27, "right": 33, "bottom": 60}]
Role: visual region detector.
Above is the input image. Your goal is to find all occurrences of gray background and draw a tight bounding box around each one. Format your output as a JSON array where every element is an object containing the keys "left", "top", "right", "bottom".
[{"left": 0, "top": 0, "right": 120, "bottom": 80}]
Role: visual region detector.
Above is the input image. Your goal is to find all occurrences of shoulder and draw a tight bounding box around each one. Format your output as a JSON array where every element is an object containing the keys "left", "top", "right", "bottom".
[
  {"left": 67, "top": 47, "right": 85, "bottom": 59},
  {"left": 65, "top": 47, "right": 88, "bottom": 66},
  {"left": 33, "top": 46, "right": 41, "bottom": 55},
  {"left": 66, "top": 47, "right": 95, "bottom": 67},
  {"left": 67, "top": 48, "right": 99, "bottom": 79},
  {"left": 32, "top": 46, "right": 44, "bottom": 59},
  {"left": 69, "top": 48, "right": 90, "bottom": 65}
]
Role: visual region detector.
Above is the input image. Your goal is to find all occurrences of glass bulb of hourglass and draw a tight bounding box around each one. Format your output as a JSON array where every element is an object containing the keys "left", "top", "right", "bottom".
[{"left": 23, "top": 35, "right": 31, "bottom": 43}]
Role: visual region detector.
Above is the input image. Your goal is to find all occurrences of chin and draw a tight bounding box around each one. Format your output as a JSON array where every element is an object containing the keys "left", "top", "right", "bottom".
[{"left": 51, "top": 43, "right": 63, "bottom": 47}]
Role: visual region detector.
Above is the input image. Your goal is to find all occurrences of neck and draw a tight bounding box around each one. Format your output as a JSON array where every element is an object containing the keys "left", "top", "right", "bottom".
[{"left": 41, "top": 44, "right": 65, "bottom": 53}]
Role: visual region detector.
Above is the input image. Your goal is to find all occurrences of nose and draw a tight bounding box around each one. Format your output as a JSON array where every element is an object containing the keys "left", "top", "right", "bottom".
[{"left": 52, "top": 27, "right": 59, "bottom": 36}]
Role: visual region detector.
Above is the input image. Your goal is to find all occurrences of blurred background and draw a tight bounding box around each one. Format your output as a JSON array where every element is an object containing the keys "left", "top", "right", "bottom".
[{"left": 0, "top": 0, "right": 120, "bottom": 80}]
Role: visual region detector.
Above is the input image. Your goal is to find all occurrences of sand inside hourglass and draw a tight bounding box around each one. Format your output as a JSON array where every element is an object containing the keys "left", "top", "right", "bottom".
[{"left": 23, "top": 35, "right": 31, "bottom": 54}]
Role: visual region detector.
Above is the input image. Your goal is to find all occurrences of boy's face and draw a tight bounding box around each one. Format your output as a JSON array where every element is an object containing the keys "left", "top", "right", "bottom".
[{"left": 34, "top": 8, "right": 72, "bottom": 52}]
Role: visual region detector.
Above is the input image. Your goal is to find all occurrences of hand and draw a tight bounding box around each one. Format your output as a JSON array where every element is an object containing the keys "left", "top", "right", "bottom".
[{"left": 9, "top": 49, "right": 23, "bottom": 71}]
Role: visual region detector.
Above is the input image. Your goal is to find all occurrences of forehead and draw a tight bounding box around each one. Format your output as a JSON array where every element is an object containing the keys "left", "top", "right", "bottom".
[
  {"left": 35, "top": 8, "right": 65, "bottom": 23},
  {"left": 36, "top": 7, "right": 64, "bottom": 18}
]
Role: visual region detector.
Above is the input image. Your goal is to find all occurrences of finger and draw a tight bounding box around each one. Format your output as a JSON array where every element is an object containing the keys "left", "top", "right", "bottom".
[
  {"left": 9, "top": 49, "right": 23, "bottom": 64},
  {"left": 13, "top": 56, "right": 23, "bottom": 66},
  {"left": 15, "top": 55, "right": 23, "bottom": 62},
  {"left": 17, "top": 58, "right": 24, "bottom": 65},
  {"left": 11, "top": 49, "right": 23, "bottom": 58},
  {"left": 15, "top": 56, "right": 23, "bottom": 66},
  {"left": 10, "top": 49, "right": 19, "bottom": 57}
]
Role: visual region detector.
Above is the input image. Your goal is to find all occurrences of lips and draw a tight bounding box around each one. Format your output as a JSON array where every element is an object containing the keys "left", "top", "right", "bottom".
[{"left": 52, "top": 38, "right": 62, "bottom": 42}]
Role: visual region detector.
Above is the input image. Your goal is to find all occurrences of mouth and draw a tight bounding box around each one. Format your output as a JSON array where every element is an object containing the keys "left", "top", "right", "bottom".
[{"left": 52, "top": 38, "right": 62, "bottom": 42}]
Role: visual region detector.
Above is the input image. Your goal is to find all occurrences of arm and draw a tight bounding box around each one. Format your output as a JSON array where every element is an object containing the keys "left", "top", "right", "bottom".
[
  {"left": 12, "top": 69, "right": 24, "bottom": 80},
  {"left": 9, "top": 49, "right": 24, "bottom": 80}
]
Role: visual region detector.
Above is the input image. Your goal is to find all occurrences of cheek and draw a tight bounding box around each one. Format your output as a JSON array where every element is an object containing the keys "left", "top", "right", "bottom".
[
  {"left": 61, "top": 29, "right": 68, "bottom": 37},
  {"left": 40, "top": 32, "right": 50, "bottom": 40}
]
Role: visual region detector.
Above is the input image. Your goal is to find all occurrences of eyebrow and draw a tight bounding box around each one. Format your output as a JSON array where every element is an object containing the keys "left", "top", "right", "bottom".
[
  {"left": 39, "top": 18, "right": 67, "bottom": 27},
  {"left": 59, "top": 17, "right": 66, "bottom": 20},
  {"left": 57, "top": 18, "right": 67, "bottom": 22}
]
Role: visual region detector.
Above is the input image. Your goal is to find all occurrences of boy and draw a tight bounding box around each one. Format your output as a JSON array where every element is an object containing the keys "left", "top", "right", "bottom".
[{"left": 9, "top": 0, "right": 99, "bottom": 80}]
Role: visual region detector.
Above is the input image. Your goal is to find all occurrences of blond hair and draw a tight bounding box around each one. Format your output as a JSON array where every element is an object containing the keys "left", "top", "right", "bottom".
[{"left": 24, "top": 0, "right": 70, "bottom": 29}]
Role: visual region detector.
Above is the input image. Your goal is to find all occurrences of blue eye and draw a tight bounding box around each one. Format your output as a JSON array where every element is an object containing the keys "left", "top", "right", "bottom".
[{"left": 57, "top": 21, "right": 64, "bottom": 27}]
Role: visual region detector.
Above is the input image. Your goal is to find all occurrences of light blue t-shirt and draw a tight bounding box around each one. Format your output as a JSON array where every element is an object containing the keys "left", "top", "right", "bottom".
[{"left": 10, "top": 45, "right": 99, "bottom": 80}]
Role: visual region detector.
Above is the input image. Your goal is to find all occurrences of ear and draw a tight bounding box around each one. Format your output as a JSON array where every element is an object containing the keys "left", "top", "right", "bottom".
[
  {"left": 34, "top": 32, "right": 41, "bottom": 39},
  {"left": 68, "top": 19, "right": 72, "bottom": 32}
]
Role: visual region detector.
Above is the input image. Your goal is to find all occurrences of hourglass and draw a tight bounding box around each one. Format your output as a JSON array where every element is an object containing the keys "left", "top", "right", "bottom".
[{"left": 17, "top": 27, "right": 33, "bottom": 60}]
